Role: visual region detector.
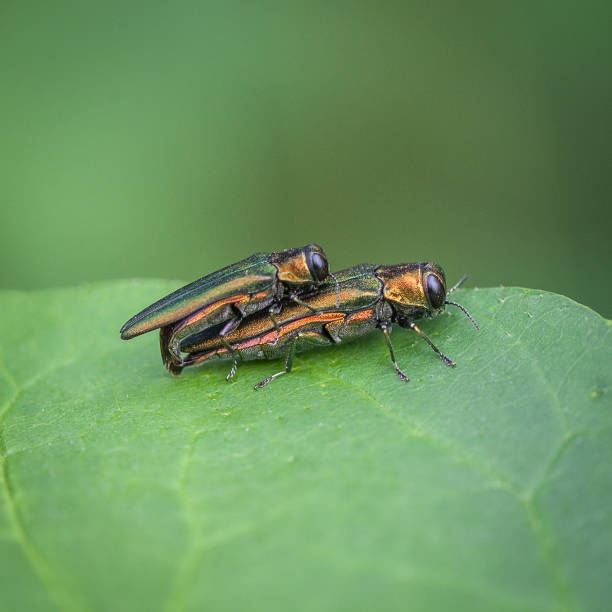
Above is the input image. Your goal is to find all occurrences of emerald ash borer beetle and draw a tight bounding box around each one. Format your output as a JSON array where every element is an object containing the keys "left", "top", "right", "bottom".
[
  {"left": 120, "top": 244, "right": 334, "bottom": 373},
  {"left": 175, "top": 262, "right": 479, "bottom": 388}
]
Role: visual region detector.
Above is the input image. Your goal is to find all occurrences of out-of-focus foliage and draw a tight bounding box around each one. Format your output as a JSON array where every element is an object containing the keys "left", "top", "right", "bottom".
[{"left": 1, "top": 1, "right": 611, "bottom": 316}]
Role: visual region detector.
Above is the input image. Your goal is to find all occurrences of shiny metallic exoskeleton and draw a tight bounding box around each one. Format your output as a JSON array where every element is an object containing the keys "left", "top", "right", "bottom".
[
  {"left": 119, "top": 244, "right": 331, "bottom": 374},
  {"left": 176, "top": 262, "right": 479, "bottom": 388}
]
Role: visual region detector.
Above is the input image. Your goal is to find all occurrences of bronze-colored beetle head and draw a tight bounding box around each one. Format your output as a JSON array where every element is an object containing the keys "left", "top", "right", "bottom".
[
  {"left": 270, "top": 244, "right": 329, "bottom": 285},
  {"left": 376, "top": 261, "right": 479, "bottom": 330},
  {"left": 375, "top": 262, "right": 447, "bottom": 318}
]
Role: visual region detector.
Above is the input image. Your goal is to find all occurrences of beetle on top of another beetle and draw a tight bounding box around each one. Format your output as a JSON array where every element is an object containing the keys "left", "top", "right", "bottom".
[{"left": 120, "top": 245, "right": 478, "bottom": 389}]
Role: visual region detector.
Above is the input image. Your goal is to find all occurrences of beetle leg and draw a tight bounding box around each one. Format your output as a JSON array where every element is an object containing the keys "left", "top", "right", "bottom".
[
  {"left": 225, "top": 355, "right": 239, "bottom": 380},
  {"left": 269, "top": 312, "right": 280, "bottom": 341},
  {"left": 408, "top": 322, "right": 455, "bottom": 367},
  {"left": 219, "top": 314, "right": 243, "bottom": 381},
  {"left": 267, "top": 302, "right": 283, "bottom": 342},
  {"left": 254, "top": 331, "right": 328, "bottom": 389},
  {"left": 289, "top": 293, "right": 318, "bottom": 313},
  {"left": 254, "top": 334, "right": 300, "bottom": 389},
  {"left": 379, "top": 323, "right": 409, "bottom": 381},
  {"left": 220, "top": 338, "right": 241, "bottom": 381},
  {"left": 219, "top": 313, "right": 242, "bottom": 337}
]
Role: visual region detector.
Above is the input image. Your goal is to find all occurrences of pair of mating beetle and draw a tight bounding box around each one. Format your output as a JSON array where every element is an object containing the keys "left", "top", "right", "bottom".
[{"left": 120, "top": 244, "right": 478, "bottom": 389}]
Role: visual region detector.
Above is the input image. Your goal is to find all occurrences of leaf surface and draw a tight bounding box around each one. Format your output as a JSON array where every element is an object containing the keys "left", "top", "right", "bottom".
[{"left": 0, "top": 282, "right": 610, "bottom": 612}]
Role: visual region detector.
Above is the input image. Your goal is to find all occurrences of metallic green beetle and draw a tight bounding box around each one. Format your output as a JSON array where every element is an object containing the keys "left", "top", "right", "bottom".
[
  {"left": 120, "top": 244, "right": 332, "bottom": 373},
  {"left": 172, "top": 262, "right": 479, "bottom": 387}
]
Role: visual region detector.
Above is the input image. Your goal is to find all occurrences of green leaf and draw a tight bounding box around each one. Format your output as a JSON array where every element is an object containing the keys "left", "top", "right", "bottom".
[{"left": 0, "top": 282, "right": 610, "bottom": 612}]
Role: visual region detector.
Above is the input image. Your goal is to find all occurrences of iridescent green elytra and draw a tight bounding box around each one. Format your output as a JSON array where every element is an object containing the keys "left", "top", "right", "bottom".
[{"left": 120, "top": 244, "right": 331, "bottom": 373}]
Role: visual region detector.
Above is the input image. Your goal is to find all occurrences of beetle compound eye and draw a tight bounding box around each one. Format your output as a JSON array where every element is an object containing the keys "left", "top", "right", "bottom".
[
  {"left": 309, "top": 252, "right": 329, "bottom": 282},
  {"left": 426, "top": 274, "right": 445, "bottom": 310}
]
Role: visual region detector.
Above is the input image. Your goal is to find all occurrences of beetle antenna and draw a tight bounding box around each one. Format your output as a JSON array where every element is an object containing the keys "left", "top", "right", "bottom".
[
  {"left": 448, "top": 274, "right": 468, "bottom": 294},
  {"left": 445, "top": 300, "right": 479, "bottom": 330},
  {"left": 329, "top": 272, "right": 340, "bottom": 308}
]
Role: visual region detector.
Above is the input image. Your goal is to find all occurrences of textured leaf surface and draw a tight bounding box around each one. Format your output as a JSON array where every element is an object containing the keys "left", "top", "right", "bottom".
[{"left": 0, "top": 282, "right": 610, "bottom": 612}]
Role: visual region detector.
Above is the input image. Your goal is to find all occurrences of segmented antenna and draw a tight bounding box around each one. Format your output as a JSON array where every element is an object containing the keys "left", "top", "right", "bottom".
[
  {"left": 445, "top": 300, "right": 480, "bottom": 330},
  {"left": 448, "top": 274, "right": 468, "bottom": 294}
]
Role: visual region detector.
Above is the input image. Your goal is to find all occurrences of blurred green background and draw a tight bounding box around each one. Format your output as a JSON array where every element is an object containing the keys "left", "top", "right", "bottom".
[{"left": 1, "top": 1, "right": 611, "bottom": 315}]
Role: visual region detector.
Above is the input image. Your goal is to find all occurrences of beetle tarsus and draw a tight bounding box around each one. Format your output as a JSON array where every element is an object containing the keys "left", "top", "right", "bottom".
[
  {"left": 394, "top": 364, "right": 409, "bottom": 381},
  {"left": 254, "top": 373, "right": 280, "bottom": 389},
  {"left": 439, "top": 353, "right": 456, "bottom": 367},
  {"left": 408, "top": 322, "right": 456, "bottom": 367},
  {"left": 254, "top": 333, "right": 301, "bottom": 390},
  {"left": 226, "top": 359, "right": 239, "bottom": 381}
]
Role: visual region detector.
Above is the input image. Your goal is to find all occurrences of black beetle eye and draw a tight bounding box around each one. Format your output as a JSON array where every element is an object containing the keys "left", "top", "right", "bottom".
[
  {"left": 308, "top": 252, "right": 329, "bottom": 282},
  {"left": 426, "top": 274, "right": 445, "bottom": 310}
]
